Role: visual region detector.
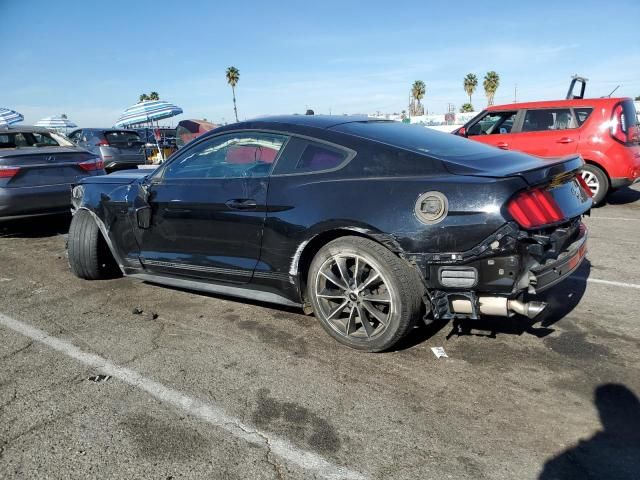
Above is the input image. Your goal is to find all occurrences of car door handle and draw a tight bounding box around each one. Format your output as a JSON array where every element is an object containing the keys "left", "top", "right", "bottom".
[
  {"left": 557, "top": 137, "right": 575, "bottom": 144},
  {"left": 225, "top": 199, "right": 257, "bottom": 210},
  {"left": 496, "top": 142, "right": 509, "bottom": 149}
]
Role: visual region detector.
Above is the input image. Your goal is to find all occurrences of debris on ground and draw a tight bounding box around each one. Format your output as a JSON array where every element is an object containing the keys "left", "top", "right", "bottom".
[
  {"left": 87, "top": 375, "right": 111, "bottom": 383},
  {"left": 145, "top": 311, "right": 159, "bottom": 321},
  {"left": 431, "top": 346, "right": 448, "bottom": 359},
  {"left": 131, "top": 306, "right": 144, "bottom": 315}
]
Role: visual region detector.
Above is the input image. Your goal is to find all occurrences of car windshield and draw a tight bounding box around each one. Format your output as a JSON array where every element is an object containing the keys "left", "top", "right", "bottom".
[
  {"left": 0, "top": 131, "right": 60, "bottom": 148},
  {"left": 332, "top": 121, "right": 509, "bottom": 161}
]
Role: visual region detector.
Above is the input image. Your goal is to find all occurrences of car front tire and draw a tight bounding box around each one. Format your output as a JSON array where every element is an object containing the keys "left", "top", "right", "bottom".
[
  {"left": 580, "top": 164, "right": 609, "bottom": 206},
  {"left": 307, "top": 236, "right": 422, "bottom": 352},
  {"left": 68, "top": 209, "right": 120, "bottom": 280}
]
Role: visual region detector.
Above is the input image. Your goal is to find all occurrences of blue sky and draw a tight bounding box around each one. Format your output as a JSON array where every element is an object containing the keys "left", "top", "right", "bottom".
[{"left": 2, "top": 0, "right": 639, "bottom": 127}]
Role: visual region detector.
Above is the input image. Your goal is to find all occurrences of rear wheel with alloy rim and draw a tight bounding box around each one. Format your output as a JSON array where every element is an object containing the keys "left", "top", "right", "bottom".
[
  {"left": 307, "top": 236, "right": 422, "bottom": 352},
  {"left": 580, "top": 164, "right": 609, "bottom": 206}
]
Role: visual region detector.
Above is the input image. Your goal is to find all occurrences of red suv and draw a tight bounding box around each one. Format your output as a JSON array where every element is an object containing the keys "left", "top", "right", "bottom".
[{"left": 456, "top": 98, "right": 640, "bottom": 204}]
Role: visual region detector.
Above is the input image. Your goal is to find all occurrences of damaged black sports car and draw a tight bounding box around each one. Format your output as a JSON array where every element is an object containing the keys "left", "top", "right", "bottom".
[{"left": 68, "top": 115, "right": 592, "bottom": 351}]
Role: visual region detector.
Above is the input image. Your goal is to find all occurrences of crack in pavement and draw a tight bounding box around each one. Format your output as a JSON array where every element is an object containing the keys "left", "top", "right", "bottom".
[
  {"left": 0, "top": 340, "right": 34, "bottom": 361},
  {"left": 0, "top": 405, "right": 84, "bottom": 460}
]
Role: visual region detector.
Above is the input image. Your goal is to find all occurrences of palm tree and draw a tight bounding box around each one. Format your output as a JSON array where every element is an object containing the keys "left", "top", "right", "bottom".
[
  {"left": 148, "top": 91, "right": 160, "bottom": 100},
  {"left": 460, "top": 103, "right": 474, "bottom": 113},
  {"left": 463, "top": 73, "right": 478, "bottom": 105},
  {"left": 139, "top": 93, "right": 149, "bottom": 102},
  {"left": 411, "top": 80, "right": 426, "bottom": 116},
  {"left": 226, "top": 66, "right": 240, "bottom": 122},
  {"left": 483, "top": 71, "right": 500, "bottom": 106}
]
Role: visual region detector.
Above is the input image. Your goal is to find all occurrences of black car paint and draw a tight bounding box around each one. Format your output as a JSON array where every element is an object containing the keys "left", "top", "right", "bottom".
[{"left": 71, "top": 116, "right": 591, "bottom": 313}]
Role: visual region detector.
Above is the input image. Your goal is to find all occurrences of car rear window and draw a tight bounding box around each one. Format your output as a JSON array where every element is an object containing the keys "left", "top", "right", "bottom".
[
  {"left": 32, "top": 132, "right": 59, "bottom": 146},
  {"left": 331, "top": 121, "right": 509, "bottom": 161},
  {"left": 104, "top": 131, "right": 141, "bottom": 144},
  {"left": 621, "top": 100, "right": 638, "bottom": 132}
]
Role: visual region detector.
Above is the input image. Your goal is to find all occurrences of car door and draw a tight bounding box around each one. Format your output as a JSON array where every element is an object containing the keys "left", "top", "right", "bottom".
[
  {"left": 465, "top": 110, "right": 520, "bottom": 150},
  {"left": 508, "top": 108, "right": 580, "bottom": 157},
  {"left": 133, "top": 131, "right": 288, "bottom": 284}
]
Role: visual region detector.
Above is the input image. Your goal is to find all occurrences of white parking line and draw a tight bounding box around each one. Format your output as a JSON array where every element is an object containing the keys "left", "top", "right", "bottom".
[
  {"left": 584, "top": 277, "right": 640, "bottom": 290},
  {"left": 0, "top": 312, "right": 366, "bottom": 480},
  {"left": 587, "top": 216, "right": 640, "bottom": 221}
]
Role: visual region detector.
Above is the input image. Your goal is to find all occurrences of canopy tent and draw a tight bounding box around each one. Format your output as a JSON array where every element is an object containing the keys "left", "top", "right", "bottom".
[
  {"left": 115, "top": 100, "right": 183, "bottom": 162},
  {"left": 35, "top": 115, "right": 78, "bottom": 133},
  {"left": 114, "top": 100, "right": 183, "bottom": 128}
]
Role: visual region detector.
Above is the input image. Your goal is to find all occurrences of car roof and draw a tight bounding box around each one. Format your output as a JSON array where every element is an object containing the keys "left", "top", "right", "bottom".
[
  {"left": 487, "top": 97, "right": 630, "bottom": 111},
  {"left": 1, "top": 125, "right": 54, "bottom": 134},
  {"left": 75, "top": 127, "right": 137, "bottom": 132},
  {"left": 223, "top": 115, "right": 376, "bottom": 130}
]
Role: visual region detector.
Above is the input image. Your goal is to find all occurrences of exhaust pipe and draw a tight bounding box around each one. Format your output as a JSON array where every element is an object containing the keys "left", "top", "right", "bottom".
[
  {"left": 507, "top": 299, "right": 547, "bottom": 319},
  {"left": 450, "top": 297, "right": 547, "bottom": 319}
]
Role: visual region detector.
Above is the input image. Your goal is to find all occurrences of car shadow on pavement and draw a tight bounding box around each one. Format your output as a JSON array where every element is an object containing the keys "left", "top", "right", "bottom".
[
  {"left": 394, "top": 260, "right": 592, "bottom": 350},
  {"left": 605, "top": 186, "right": 640, "bottom": 206},
  {"left": 538, "top": 383, "right": 640, "bottom": 480},
  {"left": 0, "top": 213, "right": 71, "bottom": 238}
]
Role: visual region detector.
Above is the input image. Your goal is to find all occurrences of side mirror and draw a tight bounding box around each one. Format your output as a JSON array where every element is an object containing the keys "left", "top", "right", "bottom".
[
  {"left": 457, "top": 127, "right": 467, "bottom": 137},
  {"left": 136, "top": 206, "right": 152, "bottom": 229}
]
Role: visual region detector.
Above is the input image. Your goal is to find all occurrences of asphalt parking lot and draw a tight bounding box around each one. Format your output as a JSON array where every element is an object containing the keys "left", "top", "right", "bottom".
[{"left": 1, "top": 186, "right": 639, "bottom": 480}]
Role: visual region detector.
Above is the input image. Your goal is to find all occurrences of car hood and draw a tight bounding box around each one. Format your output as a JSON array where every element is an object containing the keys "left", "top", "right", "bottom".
[
  {"left": 80, "top": 169, "right": 151, "bottom": 185},
  {"left": 444, "top": 151, "right": 584, "bottom": 186}
]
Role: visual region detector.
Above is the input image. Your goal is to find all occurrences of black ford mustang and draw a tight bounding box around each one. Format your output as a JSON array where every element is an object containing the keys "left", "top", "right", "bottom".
[{"left": 68, "top": 115, "right": 591, "bottom": 351}]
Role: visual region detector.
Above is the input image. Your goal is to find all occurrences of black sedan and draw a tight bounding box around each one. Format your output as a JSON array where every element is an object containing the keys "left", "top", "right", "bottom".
[{"left": 67, "top": 116, "right": 592, "bottom": 351}]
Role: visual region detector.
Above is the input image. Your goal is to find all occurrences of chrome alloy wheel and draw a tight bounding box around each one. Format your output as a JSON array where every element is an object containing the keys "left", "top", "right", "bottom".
[
  {"left": 581, "top": 170, "right": 600, "bottom": 198},
  {"left": 314, "top": 254, "right": 394, "bottom": 339}
]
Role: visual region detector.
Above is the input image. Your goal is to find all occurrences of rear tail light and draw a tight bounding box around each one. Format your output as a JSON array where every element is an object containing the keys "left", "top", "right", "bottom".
[
  {"left": 575, "top": 174, "right": 593, "bottom": 198},
  {"left": 610, "top": 104, "right": 629, "bottom": 144},
  {"left": 507, "top": 188, "right": 564, "bottom": 229},
  {"left": 95, "top": 140, "right": 109, "bottom": 147},
  {"left": 0, "top": 166, "right": 20, "bottom": 178},
  {"left": 78, "top": 158, "right": 105, "bottom": 172}
]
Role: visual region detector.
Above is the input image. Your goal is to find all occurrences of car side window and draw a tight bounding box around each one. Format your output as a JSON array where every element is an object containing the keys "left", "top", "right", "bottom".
[
  {"left": 160, "top": 132, "right": 288, "bottom": 180},
  {"left": 522, "top": 108, "right": 575, "bottom": 132},
  {"left": 270, "top": 137, "right": 352, "bottom": 175},
  {"left": 13, "top": 133, "right": 30, "bottom": 147},
  {"left": 573, "top": 108, "right": 593, "bottom": 127},
  {"left": 295, "top": 143, "right": 347, "bottom": 172},
  {"left": 467, "top": 111, "right": 517, "bottom": 136}
]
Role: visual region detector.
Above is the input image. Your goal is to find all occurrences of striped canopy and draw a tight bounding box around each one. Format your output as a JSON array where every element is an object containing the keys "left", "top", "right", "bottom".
[
  {"left": 115, "top": 100, "right": 183, "bottom": 127},
  {"left": 0, "top": 108, "right": 24, "bottom": 128},
  {"left": 35, "top": 116, "right": 78, "bottom": 130}
]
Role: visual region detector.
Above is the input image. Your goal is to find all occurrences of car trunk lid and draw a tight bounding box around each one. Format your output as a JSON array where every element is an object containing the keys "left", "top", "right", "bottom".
[
  {"left": 0, "top": 147, "right": 102, "bottom": 187},
  {"left": 443, "top": 151, "right": 591, "bottom": 229},
  {"left": 443, "top": 150, "right": 584, "bottom": 185}
]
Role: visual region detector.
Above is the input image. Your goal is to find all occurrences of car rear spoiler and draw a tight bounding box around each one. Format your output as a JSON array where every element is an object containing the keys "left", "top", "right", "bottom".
[
  {"left": 510, "top": 155, "right": 584, "bottom": 186},
  {"left": 444, "top": 153, "right": 584, "bottom": 187}
]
